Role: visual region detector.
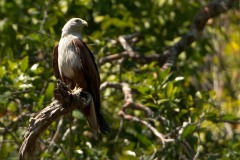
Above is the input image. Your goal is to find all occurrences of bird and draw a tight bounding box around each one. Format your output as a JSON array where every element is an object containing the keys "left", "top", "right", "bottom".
[{"left": 52, "top": 18, "right": 111, "bottom": 134}]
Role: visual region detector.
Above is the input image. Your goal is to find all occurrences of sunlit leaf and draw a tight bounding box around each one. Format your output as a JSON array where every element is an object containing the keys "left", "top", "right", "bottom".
[
  {"left": 72, "top": 110, "right": 84, "bottom": 119},
  {"left": 180, "top": 124, "right": 197, "bottom": 139},
  {"left": 0, "top": 66, "right": 6, "bottom": 78},
  {"left": 166, "top": 83, "right": 173, "bottom": 99},
  {"left": 45, "top": 82, "right": 54, "bottom": 99},
  {"left": 120, "top": 155, "right": 138, "bottom": 160},
  {"left": 7, "top": 101, "right": 17, "bottom": 112},
  {"left": 19, "top": 56, "right": 28, "bottom": 72}
]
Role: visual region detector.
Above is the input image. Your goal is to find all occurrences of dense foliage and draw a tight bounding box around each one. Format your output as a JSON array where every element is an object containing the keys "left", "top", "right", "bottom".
[{"left": 0, "top": 0, "right": 239, "bottom": 159}]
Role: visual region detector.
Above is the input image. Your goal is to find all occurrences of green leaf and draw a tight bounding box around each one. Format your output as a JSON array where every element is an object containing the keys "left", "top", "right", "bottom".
[
  {"left": 136, "top": 133, "right": 152, "bottom": 147},
  {"left": 45, "top": 82, "right": 54, "bottom": 99},
  {"left": 205, "top": 112, "right": 218, "bottom": 120},
  {"left": 166, "top": 83, "right": 173, "bottom": 99},
  {"left": 157, "top": 99, "right": 169, "bottom": 104},
  {"left": 7, "top": 60, "right": 17, "bottom": 71},
  {"left": 145, "top": 102, "right": 160, "bottom": 108},
  {"left": 195, "top": 91, "right": 202, "bottom": 99},
  {"left": 0, "top": 66, "right": 6, "bottom": 78},
  {"left": 120, "top": 155, "right": 138, "bottom": 160},
  {"left": 27, "top": 8, "right": 39, "bottom": 15},
  {"left": 220, "top": 115, "right": 240, "bottom": 121},
  {"left": 44, "top": 16, "right": 58, "bottom": 28},
  {"left": 174, "top": 76, "right": 184, "bottom": 82},
  {"left": 187, "top": 95, "right": 194, "bottom": 106},
  {"left": 181, "top": 124, "right": 197, "bottom": 139},
  {"left": 19, "top": 56, "right": 29, "bottom": 72},
  {"left": 7, "top": 101, "right": 17, "bottom": 112},
  {"left": 72, "top": 110, "right": 84, "bottom": 119}
]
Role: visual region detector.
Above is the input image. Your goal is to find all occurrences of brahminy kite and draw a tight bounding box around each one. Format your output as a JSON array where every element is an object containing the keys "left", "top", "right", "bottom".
[{"left": 53, "top": 18, "right": 111, "bottom": 134}]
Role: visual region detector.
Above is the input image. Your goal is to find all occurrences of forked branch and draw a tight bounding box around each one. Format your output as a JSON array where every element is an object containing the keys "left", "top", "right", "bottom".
[{"left": 19, "top": 82, "right": 91, "bottom": 160}]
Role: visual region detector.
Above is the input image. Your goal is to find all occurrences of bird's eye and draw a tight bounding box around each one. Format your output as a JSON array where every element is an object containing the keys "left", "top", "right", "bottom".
[{"left": 74, "top": 19, "right": 80, "bottom": 23}]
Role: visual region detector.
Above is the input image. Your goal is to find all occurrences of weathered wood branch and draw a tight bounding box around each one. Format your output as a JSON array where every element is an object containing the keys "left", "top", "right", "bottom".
[{"left": 19, "top": 82, "right": 91, "bottom": 160}]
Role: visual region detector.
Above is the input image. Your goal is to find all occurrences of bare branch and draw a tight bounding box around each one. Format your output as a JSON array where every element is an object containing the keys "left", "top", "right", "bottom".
[
  {"left": 98, "top": 35, "right": 165, "bottom": 67},
  {"left": 19, "top": 82, "right": 91, "bottom": 160},
  {"left": 161, "top": 0, "right": 237, "bottom": 69},
  {"left": 100, "top": 82, "right": 174, "bottom": 145},
  {"left": 98, "top": 0, "right": 238, "bottom": 69},
  {"left": 98, "top": 52, "right": 129, "bottom": 67},
  {"left": 118, "top": 111, "right": 174, "bottom": 146},
  {"left": 118, "top": 36, "right": 135, "bottom": 56},
  {"left": 100, "top": 82, "right": 153, "bottom": 117}
]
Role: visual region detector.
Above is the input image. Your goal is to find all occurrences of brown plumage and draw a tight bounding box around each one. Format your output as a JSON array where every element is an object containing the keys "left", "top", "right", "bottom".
[{"left": 52, "top": 18, "right": 111, "bottom": 133}]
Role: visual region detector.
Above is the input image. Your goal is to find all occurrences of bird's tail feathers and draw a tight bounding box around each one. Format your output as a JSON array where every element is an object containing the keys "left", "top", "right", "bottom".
[
  {"left": 98, "top": 112, "right": 111, "bottom": 134},
  {"left": 85, "top": 99, "right": 99, "bottom": 132},
  {"left": 82, "top": 98, "right": 111, "bottom": 134}
]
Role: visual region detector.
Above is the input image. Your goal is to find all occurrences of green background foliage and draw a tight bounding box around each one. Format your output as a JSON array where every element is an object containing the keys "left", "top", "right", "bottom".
[{"left": 0, "top": 0, "right": 240, "bottom": 159}]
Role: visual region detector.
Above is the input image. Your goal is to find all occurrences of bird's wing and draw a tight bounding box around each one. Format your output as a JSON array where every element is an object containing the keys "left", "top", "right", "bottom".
[
  {"left": 67, "top": 38, "right": 110, "bottom": 133},
  {"left": 52, "top": 44, "right": 61, "bottom": 79},
  {"left": 72, "top": 38, "right": 102, "bottom": 132},
  {"left": 73, "top": 39, "right": 100, "bottom": 83},
  {"left": 72, "top": 38, "right": 100, "bottom": 100}
]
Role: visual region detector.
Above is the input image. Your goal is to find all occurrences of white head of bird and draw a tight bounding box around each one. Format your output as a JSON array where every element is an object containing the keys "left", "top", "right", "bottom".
[{"left": 61, "top": 18, "right": 88, "bottom": 37}]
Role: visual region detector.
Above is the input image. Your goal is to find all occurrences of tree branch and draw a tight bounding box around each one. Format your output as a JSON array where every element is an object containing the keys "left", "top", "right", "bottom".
[
  {"left": 19, "top": 82, "right": 91, "bottom": 160},
  {"left": 98, "top": 0, "right": 238, "bottom": 69},
  {"left": 100, "top": 82, "right": 174, "bottom": 145},
  {"left": 161, "top": 0, "right": 237, "bottom": 69}
]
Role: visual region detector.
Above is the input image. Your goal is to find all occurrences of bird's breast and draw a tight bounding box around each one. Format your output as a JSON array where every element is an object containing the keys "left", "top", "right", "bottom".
[{"left": 58, "top": 36, "right": 81, "bottom": 79}]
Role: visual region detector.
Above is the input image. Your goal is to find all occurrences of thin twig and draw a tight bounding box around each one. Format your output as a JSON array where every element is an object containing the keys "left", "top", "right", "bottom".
[
  {"left": 39, "top": 0, "right": 50, "bottom": 32},
  {"left": 114, "top": 118, "right": 123, "bottom": 142},
  {"left": 118, "top": 111, "right": 174, "bottom": 146}
]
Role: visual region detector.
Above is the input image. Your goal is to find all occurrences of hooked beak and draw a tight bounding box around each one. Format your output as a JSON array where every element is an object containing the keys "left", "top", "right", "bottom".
[{"left": 82, "top": 20, "right": 88, "bottom": 27}]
